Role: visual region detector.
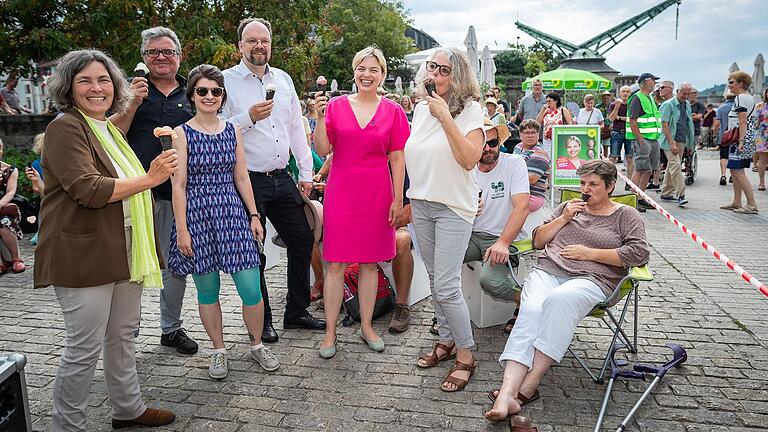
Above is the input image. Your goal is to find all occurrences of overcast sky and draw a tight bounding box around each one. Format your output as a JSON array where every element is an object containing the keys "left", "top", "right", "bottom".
[{"left": 402, "top": 0, "right": 767, "bottom": 92}]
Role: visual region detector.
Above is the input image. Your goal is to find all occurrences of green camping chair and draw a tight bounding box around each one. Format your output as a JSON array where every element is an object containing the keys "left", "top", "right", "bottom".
[{"left": 559, "top": 189, "right": 653, "bottom": 383}]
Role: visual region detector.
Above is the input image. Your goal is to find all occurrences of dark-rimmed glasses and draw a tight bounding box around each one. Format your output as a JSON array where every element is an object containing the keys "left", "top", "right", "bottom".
[
  {"left": 195, "top": 87, "right": 225, "bottom": 97},
  {"left": 485, "top": 138, "right": 500, "bottom": 148},
  {"left": 143, "top": 49, "right": 178, "bottom": 58},
  {"left": 426, "top": 60, "right": 452, "bottom": 77}
]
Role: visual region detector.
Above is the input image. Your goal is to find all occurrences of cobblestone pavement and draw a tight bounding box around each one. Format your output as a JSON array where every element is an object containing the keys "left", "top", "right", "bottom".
[{"left": 2, "top": 150, "right": 768, "bottom": 431}]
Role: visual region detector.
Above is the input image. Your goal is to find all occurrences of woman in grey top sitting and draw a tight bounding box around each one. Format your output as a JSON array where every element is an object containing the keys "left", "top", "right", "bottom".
[{"left": 485, "top": 160, "right": 649, "bottom": 422}]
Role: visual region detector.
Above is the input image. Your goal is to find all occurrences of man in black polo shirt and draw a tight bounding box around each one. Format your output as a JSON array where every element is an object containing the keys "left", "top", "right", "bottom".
[{"left": 111, "top": 26, "right": 199, "bottom": 354}]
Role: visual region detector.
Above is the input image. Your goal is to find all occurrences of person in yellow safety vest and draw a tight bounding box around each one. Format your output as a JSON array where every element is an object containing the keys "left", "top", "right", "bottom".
[{"left": 626, "top": 73, "right": 662, "bottom": 211}]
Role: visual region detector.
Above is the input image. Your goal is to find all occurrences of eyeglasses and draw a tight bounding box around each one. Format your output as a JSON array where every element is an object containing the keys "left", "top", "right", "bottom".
[
  {"left": 143, "top": 49, "right": 178, "bottom": 58},
  {"left": 426, "top": 60, "right": 452, "bottom": 77},
  {"left": 484, "top": 138, "right": 500, "bottom": 148},
  {"left": 520, "top": 130, "right": 539, "bottom": 135},
  {"left": 728, "top": 81, "right": 735, "bottom": 85},
  {"left": 195, "top": 87, "right": 225, "bottom": 97},
  {"left": 243, "top": 39, "right": 271, "bottom": 46}
]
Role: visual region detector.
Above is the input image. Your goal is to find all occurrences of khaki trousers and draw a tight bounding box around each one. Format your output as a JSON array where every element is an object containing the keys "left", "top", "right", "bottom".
[
  {"left": 661, "top": 143, "right": 686, "bottom": 198},
  {"left": 52, "top": 227, "right": 146, "bottom": 431}
]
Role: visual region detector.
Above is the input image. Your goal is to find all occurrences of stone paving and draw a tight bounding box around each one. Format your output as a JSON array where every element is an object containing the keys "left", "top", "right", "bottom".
[{"left": 2, "top": 150, "right": 768, "bottom": 431}]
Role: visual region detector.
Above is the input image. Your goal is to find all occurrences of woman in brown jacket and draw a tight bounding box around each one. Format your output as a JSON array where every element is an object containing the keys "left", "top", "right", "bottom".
[{"left": 35, "top": 49, "right": 178, "bottom": 431}]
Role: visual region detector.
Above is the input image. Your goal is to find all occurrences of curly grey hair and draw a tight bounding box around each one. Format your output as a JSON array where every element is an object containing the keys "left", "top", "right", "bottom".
[
  {"left": 47, "top": 49, "right": 133, "bottom": 114},
  {"left": 140, "top": 26, "right": 182, "bottom": 55},
  {"left": 414, "top": 47, "right": 481, "bottom": 117}
]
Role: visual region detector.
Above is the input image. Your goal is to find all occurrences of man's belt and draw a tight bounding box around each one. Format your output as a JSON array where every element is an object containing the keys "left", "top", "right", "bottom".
[{"left": 253, "top": 168, "right": 287, "bottom": 177}]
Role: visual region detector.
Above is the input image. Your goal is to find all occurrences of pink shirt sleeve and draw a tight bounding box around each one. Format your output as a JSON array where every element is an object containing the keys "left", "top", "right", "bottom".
[{"left": 388, "top": 103, "right": 410, "bottom": 153}]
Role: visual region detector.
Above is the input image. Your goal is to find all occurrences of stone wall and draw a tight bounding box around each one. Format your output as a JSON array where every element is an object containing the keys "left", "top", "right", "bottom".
[{"left": 0, "top": 114, "right": 56, "bottom": 151}]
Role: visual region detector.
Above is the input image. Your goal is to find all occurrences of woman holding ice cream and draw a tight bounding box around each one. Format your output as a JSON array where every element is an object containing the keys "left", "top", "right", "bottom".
[
  {"left": 168, "top": 64, "right": 279, "bottom": 379},
  {"left": 313, "top": 46, "right": 408, "bottom": 358}
]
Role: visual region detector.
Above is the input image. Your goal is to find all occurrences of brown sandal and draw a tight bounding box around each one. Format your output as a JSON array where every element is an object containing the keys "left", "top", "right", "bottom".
[
  {"left": 510, "top": 415, "right": 538, "bottom": 432},
  {"left": 488, "top": 388, "right": 541, "bottom": 407},
  {"left": 417, "top": 342, "right": 456, "bottom": 368},
  {"left": 441, "top": 359, "right": 477, "bottom": 392}
]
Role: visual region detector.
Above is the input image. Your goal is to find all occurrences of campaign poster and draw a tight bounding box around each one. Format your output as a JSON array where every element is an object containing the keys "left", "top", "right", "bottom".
[{"left": 551, "top": 125, "right": 601, "bottom": 187}]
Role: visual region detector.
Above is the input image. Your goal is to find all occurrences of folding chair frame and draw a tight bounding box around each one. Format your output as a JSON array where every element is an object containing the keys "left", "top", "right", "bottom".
[{"left": 568, "top": 274, "right": 641, "bottom": 384}]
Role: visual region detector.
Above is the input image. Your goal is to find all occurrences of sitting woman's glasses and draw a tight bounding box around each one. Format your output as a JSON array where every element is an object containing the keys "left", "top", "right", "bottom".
[
  {"left": 195, "top": 87, "right": 225, "bottom": 97},
  {"left": 426, "top": 60, "right": 452, "bottom": 77},
  {"left": 485, "top": 138, "right": 500, "bottom": 148},
  {"left": 143, "top": 49, "right": 178, "bottom": 58}
]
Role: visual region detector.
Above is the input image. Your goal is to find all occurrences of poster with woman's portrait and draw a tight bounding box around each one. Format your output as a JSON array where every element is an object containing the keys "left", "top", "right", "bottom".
[{"left": 551, "top": 125, "right": 601, "bottom": 187}]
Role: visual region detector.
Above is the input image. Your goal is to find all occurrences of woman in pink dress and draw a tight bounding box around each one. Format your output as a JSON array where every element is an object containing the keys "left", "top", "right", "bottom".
[{"left": 314, "top": 46, "right": 408, "bottom": 358}]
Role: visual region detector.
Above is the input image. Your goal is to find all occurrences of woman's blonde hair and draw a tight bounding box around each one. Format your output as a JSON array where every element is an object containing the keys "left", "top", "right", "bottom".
[
  {"left": 352, "top": 46, "right": 387, "bottom": 82},
  {"left": 728, "top": 71, "right": 752, "bottom": 91},
  {"left": 32, "top": 133, "right": 45, "bottom": 155},
  {"left": 415, "top": 47, "right": 481, "bottom": 117},
  {"left": 583, "top": 94, "right": 595, "bottom": 103}
]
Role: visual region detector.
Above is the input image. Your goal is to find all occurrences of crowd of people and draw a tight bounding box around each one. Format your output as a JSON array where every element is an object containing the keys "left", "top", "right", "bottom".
[{"left": 20, "top": 15, "right": 765, "bottom": 432}]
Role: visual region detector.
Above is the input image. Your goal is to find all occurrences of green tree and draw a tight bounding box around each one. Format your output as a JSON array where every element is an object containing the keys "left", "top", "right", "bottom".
[
  {"left": 316, "top": 0, "right": 414, "bottom": 89},
  {"left": 494, "top": 46, "right": 528, "bottom": 77},
  {"left": 0, "top": 0, "right": 324, "bottom": 90}
]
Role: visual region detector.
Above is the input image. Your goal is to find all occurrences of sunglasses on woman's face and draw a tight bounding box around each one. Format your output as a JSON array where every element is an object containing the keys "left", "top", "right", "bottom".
[
  {"left": 485, "top": 138, "right": 500, "bottom": 148},
  {"left": 195, "top": 87, "right": 225, "bottom": 97}
]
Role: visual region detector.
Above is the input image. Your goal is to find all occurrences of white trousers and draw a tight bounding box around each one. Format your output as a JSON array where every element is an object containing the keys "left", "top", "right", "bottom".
[
  {"left": 52, "top": 281, "right": 146, "bottom": 431},
  {"left": 499, "top": 268, "right": 605, "bottom": 368}
]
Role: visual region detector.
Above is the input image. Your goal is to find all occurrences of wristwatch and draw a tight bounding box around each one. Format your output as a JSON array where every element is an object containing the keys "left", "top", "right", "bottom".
[{"left": 250, "top": 213, "right": 260, "bottom": 218}]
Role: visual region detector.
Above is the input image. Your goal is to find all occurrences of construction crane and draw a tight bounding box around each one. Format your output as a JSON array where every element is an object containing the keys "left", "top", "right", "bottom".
[{"left": 515, "top": 0, "right": 682, "bottom": 61}]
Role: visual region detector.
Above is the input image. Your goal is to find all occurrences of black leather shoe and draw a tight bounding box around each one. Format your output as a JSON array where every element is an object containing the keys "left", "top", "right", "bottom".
[
  {"left": 262, "top": 322, "right": 279, "bottom": 343},
  {"left": 160, "top": 328, "right": 198, "bottom": 355},
  {"left": 284, "top": 314, "right": 326, "bottom": 330}
]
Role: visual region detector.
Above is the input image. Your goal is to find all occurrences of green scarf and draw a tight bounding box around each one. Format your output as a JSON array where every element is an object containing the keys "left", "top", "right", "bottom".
[{"left": 78, "top": 109, "right": 163, "bottom": 288}]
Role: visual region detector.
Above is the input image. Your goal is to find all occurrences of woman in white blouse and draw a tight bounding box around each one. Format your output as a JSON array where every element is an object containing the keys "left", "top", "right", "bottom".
[{"left": 404, "top": 47, "right": 484, "bottom": 392}]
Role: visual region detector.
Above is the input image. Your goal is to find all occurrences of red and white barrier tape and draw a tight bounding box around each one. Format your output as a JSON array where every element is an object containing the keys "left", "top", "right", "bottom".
[{"left": 617, "top": 169, "right": 768, "bottom": 298}]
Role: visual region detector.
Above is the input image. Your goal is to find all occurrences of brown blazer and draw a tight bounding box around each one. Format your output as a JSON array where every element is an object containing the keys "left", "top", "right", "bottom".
[{"left": 34, "top": 111, "right": 163, "bottom": 288}]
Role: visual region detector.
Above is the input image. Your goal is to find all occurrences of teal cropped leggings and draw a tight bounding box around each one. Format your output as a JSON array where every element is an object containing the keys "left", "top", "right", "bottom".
[{"left": 192, "top": 267, "right": 262, "bottom": 306}]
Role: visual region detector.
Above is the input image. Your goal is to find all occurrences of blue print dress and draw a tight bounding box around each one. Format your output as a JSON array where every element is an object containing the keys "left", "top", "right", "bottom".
[{"left": 169, "top": 122, "right": 259, "bottom": 275}]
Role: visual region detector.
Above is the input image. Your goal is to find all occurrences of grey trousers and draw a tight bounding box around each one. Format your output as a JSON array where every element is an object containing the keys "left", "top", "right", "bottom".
[
  {"left": 464, "top": 232, "right": 521, "bottom": 300},
  {"left": 53, "top": 282, "right": 146, "bottom": 431},
  {"left": 411, "top": 199, "right": 475, "bottom": 349},
  {"left": 155, "top": 199, "right": 188, "bottom": 334}
]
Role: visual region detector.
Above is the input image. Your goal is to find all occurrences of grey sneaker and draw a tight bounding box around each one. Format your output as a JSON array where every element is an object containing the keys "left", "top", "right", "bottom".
[
  {"left": 208, "top": 351, "right": 228, "bottom": 379},
  {"left": 677, "top": 195, "right": 688, "bottom": 206},
  {"left": 251, "top": 346, "right": 279, "bottom": 372}
]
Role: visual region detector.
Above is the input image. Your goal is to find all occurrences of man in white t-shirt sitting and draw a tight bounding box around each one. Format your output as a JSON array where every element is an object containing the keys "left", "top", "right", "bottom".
[{"left": 463, "top": 119, "right": 530, "bottom": 301}]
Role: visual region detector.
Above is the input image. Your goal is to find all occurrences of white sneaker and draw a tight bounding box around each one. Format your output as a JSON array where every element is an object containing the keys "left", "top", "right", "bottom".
[
  {"left": 251, "top": 346, "right": 279, "bottom": 372},
  {"left": 208, "top": 351, "right": 228, "bottom": 379}
]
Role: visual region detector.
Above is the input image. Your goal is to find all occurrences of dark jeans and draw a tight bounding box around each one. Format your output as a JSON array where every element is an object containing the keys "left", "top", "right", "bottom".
[{"left": 249, "top": 170, "right": 313, "bottom": 323}]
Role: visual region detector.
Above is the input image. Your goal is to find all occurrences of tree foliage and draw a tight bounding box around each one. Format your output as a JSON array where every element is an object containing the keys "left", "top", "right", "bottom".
[
  {"left": 0, "top": 0, "right": 324, "bottom": 89},
  {"left": 494, "top": 42, "right": 562, "bottom": 79},
  {"left": 315, "top": 0, "right": 414, "bottom": 89}
]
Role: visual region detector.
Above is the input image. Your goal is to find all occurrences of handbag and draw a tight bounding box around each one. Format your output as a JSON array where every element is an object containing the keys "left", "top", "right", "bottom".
[
  {"left": 720, "top": 127, "right": 739, "bottom": 147},
  {"left": 0, "top": 203, "right": 19, "bottom": 217}
]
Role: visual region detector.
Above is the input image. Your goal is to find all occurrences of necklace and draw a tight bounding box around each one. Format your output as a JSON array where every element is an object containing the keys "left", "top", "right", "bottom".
[{"left": 196, "top": 117, "right": 219, "bottom": 135}]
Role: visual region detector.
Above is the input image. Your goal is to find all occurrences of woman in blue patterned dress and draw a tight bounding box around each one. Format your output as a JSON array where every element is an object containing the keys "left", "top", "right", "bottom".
[{"left": 169, "top": 64, "right": 279, "bottom": 379}]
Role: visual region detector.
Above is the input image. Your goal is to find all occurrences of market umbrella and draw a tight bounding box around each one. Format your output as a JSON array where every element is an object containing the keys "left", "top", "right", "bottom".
[
  {"left": 522, "top": 68, "right": 612, "bottom": 91},
  {"left": 395, "top": 76, "right": 403, "bottom": 95},
  {"left": 725, "top": 62, "right": 740, "bottom": 97},
  {"left": 463, "top": 26, "right": 479, "bottom": 77},
  {"left": 479, "top": 46, "right": 496, "bottom": 87},
  {"left": 753, "top": 54, "right": 765, "bottom": 98}
]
